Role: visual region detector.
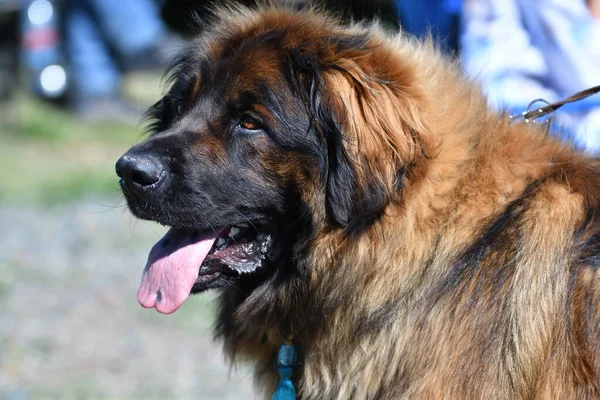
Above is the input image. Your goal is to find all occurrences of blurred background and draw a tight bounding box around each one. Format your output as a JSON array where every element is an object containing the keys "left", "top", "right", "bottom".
[{"left": 0, "top": 0, "right": 598, "bottom": 399}]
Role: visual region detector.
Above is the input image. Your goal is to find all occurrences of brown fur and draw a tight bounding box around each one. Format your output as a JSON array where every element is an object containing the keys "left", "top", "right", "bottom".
[{"left": 172, "top": 5, "right": 600, "bottom": 399}]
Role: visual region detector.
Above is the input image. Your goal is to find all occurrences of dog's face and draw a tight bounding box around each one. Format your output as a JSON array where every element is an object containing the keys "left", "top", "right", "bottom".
[
  {"left": 116, "top": 10, "right": 421, "bottom": 315},
  {"left": 117, "top": 23, "right": 333, "bottom": 314}
]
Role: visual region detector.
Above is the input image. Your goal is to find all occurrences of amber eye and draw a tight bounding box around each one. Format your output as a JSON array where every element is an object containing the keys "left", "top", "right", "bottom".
[{"left": 239, "top": 114, "right": 260, "bottom": 130}]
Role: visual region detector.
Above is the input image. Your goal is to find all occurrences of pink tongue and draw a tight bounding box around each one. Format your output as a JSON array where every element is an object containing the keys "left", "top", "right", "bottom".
[{"left": 137, "top": 228, "right": 220, "bottom": 314}]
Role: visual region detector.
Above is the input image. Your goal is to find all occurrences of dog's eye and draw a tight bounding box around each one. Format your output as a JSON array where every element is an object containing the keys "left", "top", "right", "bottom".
[
  {"left": 239, "top": 115, "right": 260, "bottom": 131},
  {"left": 176, "top": 102, "right": 184, "bottom": 116}
]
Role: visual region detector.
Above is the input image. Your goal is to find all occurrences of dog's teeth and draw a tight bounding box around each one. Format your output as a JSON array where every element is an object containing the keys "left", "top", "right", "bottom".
[
  {"left": 229, "top": 227, "right": 241, "bottom": 238},
  {"left": 237, "top": 223, "right": 249, "bottom": 229},
  {"left": 237, "top": 265, "right": 255, "bottom": 274},
  {"left": 216, "top": 238, "right": 226, "bottom": 247}
]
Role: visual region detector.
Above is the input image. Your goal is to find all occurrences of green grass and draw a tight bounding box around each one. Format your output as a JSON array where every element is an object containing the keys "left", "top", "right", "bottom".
[
  {"left": 0, "top": 74, "right": 161, "bottom": 205},
  {"left": 0, "top": 140, "right": 123, "bottom": 205}
]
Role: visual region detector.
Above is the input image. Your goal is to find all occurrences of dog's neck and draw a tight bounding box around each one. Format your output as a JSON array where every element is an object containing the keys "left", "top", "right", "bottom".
[{"left": 216, "top": 35, "right": 564, "bottom": 398}]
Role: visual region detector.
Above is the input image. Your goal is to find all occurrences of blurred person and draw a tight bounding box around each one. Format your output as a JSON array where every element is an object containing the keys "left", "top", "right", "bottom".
[
  {"left": 64, "top": 0, "right": 176, "bottom": 123},
  {"left": 20, "top": 0, "right": 68, "bottom": 100},
  {"left": 461, "top": 0, "right": 600, "bottom": 152}
]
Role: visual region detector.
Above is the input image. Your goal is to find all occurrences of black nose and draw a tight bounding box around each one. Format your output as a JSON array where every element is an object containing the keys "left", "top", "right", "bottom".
[{"left": 116, "top": 153, "right": 165, "bottom": 188}]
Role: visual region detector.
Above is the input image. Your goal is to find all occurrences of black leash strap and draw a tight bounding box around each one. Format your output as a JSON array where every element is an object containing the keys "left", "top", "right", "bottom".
[{"left": 510, "top": 84, "right": 600, "bottom": 122}]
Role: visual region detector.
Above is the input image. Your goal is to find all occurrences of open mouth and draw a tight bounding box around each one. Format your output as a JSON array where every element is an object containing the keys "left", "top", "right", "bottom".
[{"left": 137, "top": 222, "right": 273, "bottom": 314}]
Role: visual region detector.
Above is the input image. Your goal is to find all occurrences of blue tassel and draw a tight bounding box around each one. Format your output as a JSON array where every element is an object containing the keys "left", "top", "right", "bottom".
[
  {"left": 271, "top": 344, "right": 296, "bottom": 400},
  {"left": 272, "top": 366, "right": 296, "bottom": 400}
]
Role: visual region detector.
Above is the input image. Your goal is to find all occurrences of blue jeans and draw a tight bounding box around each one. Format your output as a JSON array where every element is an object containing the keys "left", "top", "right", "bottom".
[{"left": 65, "top": 0, "right": 165, "bottom": 97}]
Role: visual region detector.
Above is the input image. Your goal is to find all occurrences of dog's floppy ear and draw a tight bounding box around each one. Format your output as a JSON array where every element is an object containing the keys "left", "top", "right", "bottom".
[
  {"left": 289, "top": 34, "right": 427, "bottom": 234},
  {"left": 289, "top": 47, "right": 363, "bottom": 228},
  {"left": 316, "top": 87, "right": 361, "bottom": 228}
]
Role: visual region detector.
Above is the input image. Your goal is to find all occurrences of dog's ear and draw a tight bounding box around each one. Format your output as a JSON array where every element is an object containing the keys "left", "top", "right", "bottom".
[
  {"left": 316, "top": 90, "right": 361, "bottom": 228},
  {"left": 289, "top": 34, "right": 428, "bottom": 234},
  {"left": 288, "top": 47, "right": 362, "bottom": 228}
]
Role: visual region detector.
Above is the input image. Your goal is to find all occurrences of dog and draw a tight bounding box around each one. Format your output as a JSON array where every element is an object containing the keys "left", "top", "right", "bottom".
[{"left": 116, "top": 5, "right": 600, "bottom": 399}]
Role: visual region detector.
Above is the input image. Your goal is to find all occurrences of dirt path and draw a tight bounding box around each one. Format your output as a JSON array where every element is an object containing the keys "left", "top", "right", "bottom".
[{"left": 0, "top": 199, "right": 256, "bottom": 399}]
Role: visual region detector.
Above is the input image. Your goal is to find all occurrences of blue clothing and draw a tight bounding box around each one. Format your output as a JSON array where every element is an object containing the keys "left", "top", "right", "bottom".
[
  {"left": 394, "top": 0, "right": 462, "bottom": 53},
  {"left": 461, "top": 0, "right": 600, "bottom": 153},
  {"left": 65, "top": 0, "right": 165, "bottom": 97}
]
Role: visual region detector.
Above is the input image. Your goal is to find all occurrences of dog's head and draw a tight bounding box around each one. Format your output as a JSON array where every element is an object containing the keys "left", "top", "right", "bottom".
[{"left": 116, "top": 7, "right": 430, "bottom": 314}]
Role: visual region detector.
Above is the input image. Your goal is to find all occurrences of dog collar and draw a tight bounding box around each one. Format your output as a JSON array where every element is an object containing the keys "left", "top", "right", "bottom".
[{"left": 272, "top": 341, "right": 297, "bottom": 400}]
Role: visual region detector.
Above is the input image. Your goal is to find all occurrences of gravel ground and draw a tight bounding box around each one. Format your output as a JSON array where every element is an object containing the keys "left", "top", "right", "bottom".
[{"left": 0, "top": 198, "right": 257, "bottom": 399}]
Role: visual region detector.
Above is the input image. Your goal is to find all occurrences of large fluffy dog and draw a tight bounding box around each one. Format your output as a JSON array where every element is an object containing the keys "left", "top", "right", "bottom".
[{"left": 116, "top": 5, "right": 600, "bottom": 399}]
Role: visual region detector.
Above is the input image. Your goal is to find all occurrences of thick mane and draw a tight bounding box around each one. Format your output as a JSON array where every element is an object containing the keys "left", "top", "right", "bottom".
[{"left": 170, "top": 6, "right": 600, "bottom": 399}]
